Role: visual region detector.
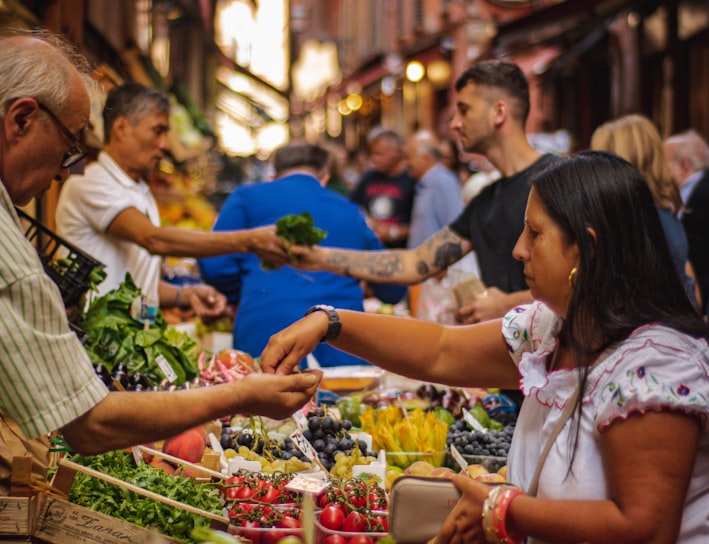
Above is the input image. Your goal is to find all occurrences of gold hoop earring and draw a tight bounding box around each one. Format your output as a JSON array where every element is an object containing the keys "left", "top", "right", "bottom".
[{"left": 568, "top": 267, "right": 578, "bottom": 288}]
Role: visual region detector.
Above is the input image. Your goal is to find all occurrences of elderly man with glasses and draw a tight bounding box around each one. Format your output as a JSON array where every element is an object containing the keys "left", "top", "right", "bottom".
[{"left": 0, "top": 30, "right": 320, "bottom": 495}]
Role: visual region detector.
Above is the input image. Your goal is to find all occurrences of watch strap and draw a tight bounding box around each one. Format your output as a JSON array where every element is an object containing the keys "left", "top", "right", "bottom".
[{"left": 304, "top": 304, "right": 341, "bottom": 343}]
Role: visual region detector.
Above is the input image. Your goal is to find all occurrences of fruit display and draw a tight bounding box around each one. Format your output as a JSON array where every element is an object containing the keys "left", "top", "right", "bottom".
[
  {"left": 316, "top": 475, "right": 389, "bottom": 543},
  {"left": 221, "top": 409, "right": 379, "bottom": 479},
  {"left": 222, "top": 470, "right": 300, "bottom": 506},
  {"left": 359, "top": 406, "right": 448, "bottom": 469}
]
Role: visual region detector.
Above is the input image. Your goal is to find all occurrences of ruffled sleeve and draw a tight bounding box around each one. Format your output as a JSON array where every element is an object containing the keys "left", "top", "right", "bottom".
[
  {"left": 592, "top": 326, "right": 709, "bottom": 430},
  {"left": 502, "top": 301, "right": 561, "bottom": 367}
]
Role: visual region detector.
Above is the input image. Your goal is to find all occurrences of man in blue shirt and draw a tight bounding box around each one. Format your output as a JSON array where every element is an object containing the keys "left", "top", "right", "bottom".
[{"left": 199, "top": 142, "right": 406, "bottom": 367}]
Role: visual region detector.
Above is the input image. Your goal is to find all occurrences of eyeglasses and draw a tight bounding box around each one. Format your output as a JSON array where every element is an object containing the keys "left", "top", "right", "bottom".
[{"left": 36, "top": 102, "right": 88, "bottom": 168}]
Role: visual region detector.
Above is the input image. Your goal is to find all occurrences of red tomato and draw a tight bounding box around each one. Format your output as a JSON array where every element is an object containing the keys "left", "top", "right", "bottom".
[
  {"left": 236, "top": 483, "right": 261, "bottom": 500},
  {"left": 323, "top": 535, "right": 347, "bottom": 544},
  {"left": 342, "top": 511, "right": 367, "bottom": 533},
  {"left": 319, "top": 504, "right": 346, "bottom": 531},
  {"left": 238, "top": 520, "right": 262, "bottom": 544},
  {"left": 372, "top": 514, "right": 388, "bottom": 532},
  {"left": 261, "top": 530, "right": 286, "bottom": 544},
  {"left": 347, "top": 536, "right": 374, "bottom": 544},
  {"left": 225, "top": 486, "right": 240, "bottom": 500},
  {"left": 347, "top": 491, "right": 366, "bottom": 509},
  {"left": 226, "top": 474, "right": 246, "bottom": 485},
  {"left": 367, "top": 489, "right": 388, "bottom": 510},
  {"left": 259, "top": 484, "right": 282, "bottom": 504},
  {"left": 276, "top": 515, "right": 301, "bottom": 529}
]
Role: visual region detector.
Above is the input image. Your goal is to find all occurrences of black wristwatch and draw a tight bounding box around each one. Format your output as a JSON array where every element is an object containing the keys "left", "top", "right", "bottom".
[{"left": 305, "top": 304, "right": 341, "bottom": 343}]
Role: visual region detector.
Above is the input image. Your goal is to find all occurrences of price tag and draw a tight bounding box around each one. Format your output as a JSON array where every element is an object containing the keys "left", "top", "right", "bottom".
[
  {"left": 292, "top": 410, "right": 308, "bottom": 431},
  {"left": 286, "top": 473, "right": 329, "bottom": 495},
  {"left": 130, "top": 296, "right": 158, "bottom": 325},
  {"left": 155, "top": 354, "right": 178, "bottom": 383},
  {"left": 449, "top": 445, "right": 468, "bottom": 470},
  {"left": 462, "top": 408, "right": 487, "bottom": 432},
  {"left": 228, "top": 457, "right": 262, "bottom": 474},
  {"left": 397, "top": 395, "right": 409, "bottom": 419},
  {"left": 327, "top": 406, "right": 342, "bottom": 421},
  {"left": 290, "top": 430, "right": 319, "bottom": 463}
]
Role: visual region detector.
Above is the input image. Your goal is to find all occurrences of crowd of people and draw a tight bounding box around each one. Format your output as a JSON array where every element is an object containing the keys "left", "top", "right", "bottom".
[{"left": 1, "top": 25, "right": 709, "bottom": 543}]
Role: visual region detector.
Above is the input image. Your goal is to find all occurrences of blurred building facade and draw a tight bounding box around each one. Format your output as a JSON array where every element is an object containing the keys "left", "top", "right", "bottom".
[
  {"left": 289, "top": 0, "right": 709, "bottom": 154},
  {"left": 1, "top": 0, "right": 708, "bottom": 161}
]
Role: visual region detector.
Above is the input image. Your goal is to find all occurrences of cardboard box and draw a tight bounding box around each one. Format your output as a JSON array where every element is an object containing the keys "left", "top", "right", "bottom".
[
  {"left": 33, "top": 495, "right": 183, "bottom": 544},
  {"left": 0, "top": 497, "right": 34, "bottom": 537}
]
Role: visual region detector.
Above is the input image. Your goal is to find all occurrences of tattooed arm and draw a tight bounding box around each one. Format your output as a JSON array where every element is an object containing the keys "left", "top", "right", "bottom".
[{"left": 293, "top": 227, "right": 473, "bottom": 284}]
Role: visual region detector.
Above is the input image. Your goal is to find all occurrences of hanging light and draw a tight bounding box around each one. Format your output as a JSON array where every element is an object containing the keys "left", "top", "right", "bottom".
[{"left": 405, "top": 61, "right": 425, "bottom": 83}]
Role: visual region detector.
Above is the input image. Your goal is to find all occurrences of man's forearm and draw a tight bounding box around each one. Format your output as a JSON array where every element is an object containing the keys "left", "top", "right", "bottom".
[
  {"left": 317, "top": 247, "right": 423, "bottom": 285},
  {"left": 146, "top": 227, "right": 254, "bottom": 258}
]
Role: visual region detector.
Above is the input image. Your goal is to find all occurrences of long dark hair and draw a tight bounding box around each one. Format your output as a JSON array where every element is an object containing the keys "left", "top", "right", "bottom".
[
  {"left": 532, "top": 151, "right": 707, "bottom": 358},
  {"left": 531, "top": 152, "right": 708, "bottom": 471}
]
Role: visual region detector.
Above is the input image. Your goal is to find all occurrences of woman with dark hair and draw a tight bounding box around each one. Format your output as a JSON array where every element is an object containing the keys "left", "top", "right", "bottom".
[{"left": 261, "top": 151, "right": 709, "bottom": 543}]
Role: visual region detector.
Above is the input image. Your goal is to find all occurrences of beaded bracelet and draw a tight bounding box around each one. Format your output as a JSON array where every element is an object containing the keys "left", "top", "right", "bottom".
[{"left": 481, "top": 484, "right": 525, "bottom": 544}]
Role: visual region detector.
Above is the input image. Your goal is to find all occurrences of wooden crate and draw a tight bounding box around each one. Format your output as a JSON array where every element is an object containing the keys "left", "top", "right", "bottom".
[
  {"left": 0, "top": 497, "right": 34, "bottom": 537},
  {"left": 33, "top": 494, "right": 184, "bottom": 544},
  {"left": 30, "top": 458, "right": 230, "bottom": 544}
]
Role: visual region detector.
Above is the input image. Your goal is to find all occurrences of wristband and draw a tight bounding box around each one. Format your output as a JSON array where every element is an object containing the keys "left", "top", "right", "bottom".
[
  {"left": 304, "top": 304, "right": 341, "bottom": 342},
  {"left": 175, "top": 286, "right": 188, "bottom": 309},
  {"left": 481, "top": 484, "right": 525, "bottom": 544}
]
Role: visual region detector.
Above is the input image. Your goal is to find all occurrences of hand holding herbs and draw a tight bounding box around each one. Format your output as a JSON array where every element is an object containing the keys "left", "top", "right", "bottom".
[{"left": 262, "top": 212, "right": 327, "bottom": 270}]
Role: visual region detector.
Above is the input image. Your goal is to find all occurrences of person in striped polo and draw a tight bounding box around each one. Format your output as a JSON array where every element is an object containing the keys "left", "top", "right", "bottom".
[{"left": 0, "top": 30, "right": 321, "bottom": 493}]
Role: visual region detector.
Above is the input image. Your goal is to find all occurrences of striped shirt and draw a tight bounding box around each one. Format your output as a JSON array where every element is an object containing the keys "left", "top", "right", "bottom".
[{"left": 0, "top": 180, "right": 108, "bottom": 439}]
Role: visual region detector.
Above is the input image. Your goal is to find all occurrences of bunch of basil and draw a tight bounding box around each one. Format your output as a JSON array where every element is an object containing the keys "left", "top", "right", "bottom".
[{"left": 79, "top": 274, "right": 199, "bottom": 386}]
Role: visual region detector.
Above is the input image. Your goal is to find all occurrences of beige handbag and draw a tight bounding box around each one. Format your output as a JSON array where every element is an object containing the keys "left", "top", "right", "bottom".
[{"left": 389, "top": 476, "right": 462, "bottom": 544}]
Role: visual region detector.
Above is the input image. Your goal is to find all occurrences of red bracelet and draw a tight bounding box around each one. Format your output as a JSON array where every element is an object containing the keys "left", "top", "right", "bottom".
[
  {"left": 493, "top": 487, "right": 524, "bottom": 543},
  {"left": 481, "top": 485, "right": 525, "bottom": 544}
]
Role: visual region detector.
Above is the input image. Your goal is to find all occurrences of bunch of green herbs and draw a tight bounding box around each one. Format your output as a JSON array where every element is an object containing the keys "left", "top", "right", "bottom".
[
  {"left": 68, "top": 450, "right": 223, "bottom": 543},
  {"left": 79, "top": 273, "right": 199, "bottom": 385},
  {"left": 262, "top": 212, "right": 327, "bottom": 270}
]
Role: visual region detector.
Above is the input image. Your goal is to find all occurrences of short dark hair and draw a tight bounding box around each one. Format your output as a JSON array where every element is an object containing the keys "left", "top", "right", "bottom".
[
  {"left": 103, "top": 82, "right": 170, "bottom": 143},
  {"left": 531, "top": 151, "right": 708, "bottom": 362},
  {"left": 273, "top": 142, "right": 330, "bottom": 177},
  {"left": 455, "top": 60, "right": 530, "bottom": 124}
]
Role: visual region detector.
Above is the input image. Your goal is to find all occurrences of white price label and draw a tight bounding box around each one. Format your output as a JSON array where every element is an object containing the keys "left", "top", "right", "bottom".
[
  {"left": 449, "top": 445, "right": 468, "bottom": 470},
  {"left": 290, "top": 430, "right": 318, "bottom": 462},
  {"left": 397, "top": 395, "right": 409, "bottom": 419},
  {"left": 286, "top": 473, "right": 329, "bottom": 495},
  {"left": 292, "top": 410, "right": 308, "bottom": 431},
  {"left": 155, "top": 354, "right": 178, "bottom": 383},
  {"left": 462, "top": 408, "right": 487, "bottom": 432}
]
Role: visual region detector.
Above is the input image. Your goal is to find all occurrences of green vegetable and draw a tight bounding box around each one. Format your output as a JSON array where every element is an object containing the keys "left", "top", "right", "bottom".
[
  {"left": 68, "top": 450, "right": 222, "bottom": 543},
  {"left": 79, "top": 274, "right": 199, "bottom": 385},
  {"left": 468, "top": 402, "right": 503, "bottom": 431},
  {"left": 191, "top": 527, "right": 241, "bottom": 544},
  {"left": 262, "top": 212, "right": 327, "bottom": 270}
]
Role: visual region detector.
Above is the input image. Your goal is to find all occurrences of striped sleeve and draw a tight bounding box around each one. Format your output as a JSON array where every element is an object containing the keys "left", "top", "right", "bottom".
[{"left": 0, "top": 211, "right": 108, "bottom": 439}]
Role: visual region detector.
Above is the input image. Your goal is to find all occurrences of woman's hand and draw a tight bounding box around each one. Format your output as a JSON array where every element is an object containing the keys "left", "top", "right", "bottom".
[
  {"left": 260, "top": 312, "right": 330, "bottom": 375},
  {"left": 432, "top": 474, "right": 492, "bottom": 544}
]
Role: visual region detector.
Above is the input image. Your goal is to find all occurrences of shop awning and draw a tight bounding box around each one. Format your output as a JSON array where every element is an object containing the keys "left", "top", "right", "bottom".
[{"left": 493, "top": 0, "right": 663, "bottom": 57}]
